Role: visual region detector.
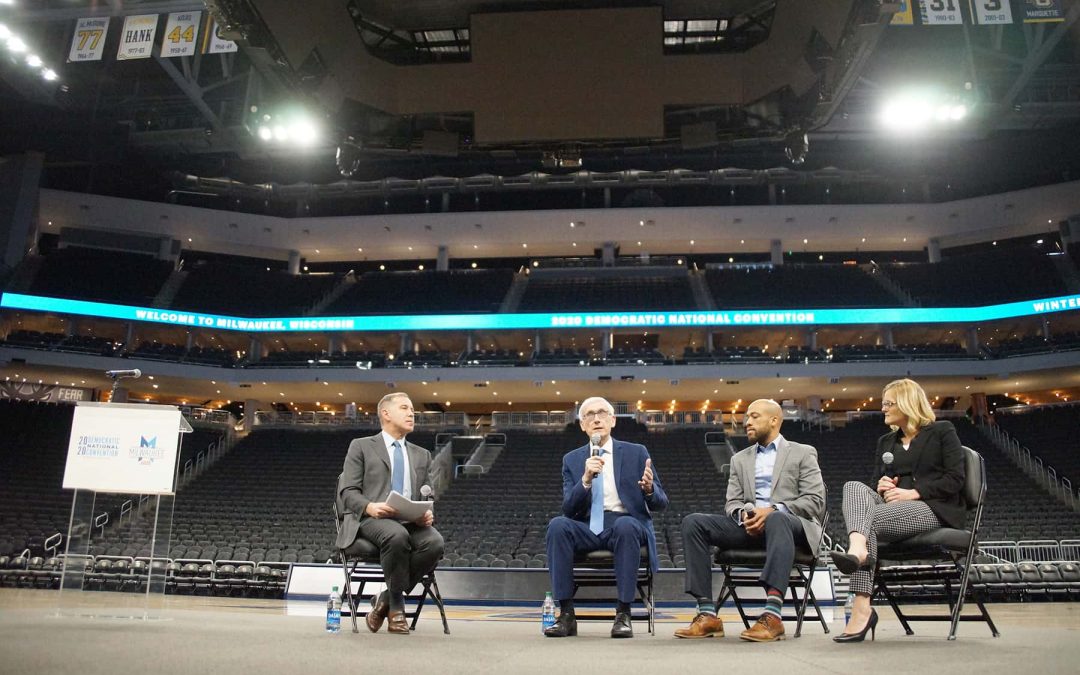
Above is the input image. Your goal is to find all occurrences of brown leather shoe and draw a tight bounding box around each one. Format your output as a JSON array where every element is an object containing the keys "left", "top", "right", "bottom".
[
  {"left": 365, "top": 592, "right": 389, "bottom": 633},
  {"left": 386, "top": 610, "right": 410, "bottom": 634},
  {"left": 674, "top": 613, "right": 725, "bottom": 639},
  {"left": 739, "top": 613, "right": 785, "bottom": 642}
]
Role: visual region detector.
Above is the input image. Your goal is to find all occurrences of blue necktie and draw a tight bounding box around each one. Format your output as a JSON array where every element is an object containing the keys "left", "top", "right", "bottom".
[
  {"left": 391, "top": 440, "right": 405, "bottom": 494},
  {"left": 589, "top": 450, "right": 605, "bottom": 535}
]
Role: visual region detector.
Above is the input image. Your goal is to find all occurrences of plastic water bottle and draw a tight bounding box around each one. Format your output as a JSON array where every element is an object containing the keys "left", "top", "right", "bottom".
[
  {"left": 843, "top": 592, "right": 854, "bottom": 625},
  {"left": 326, "top": 586, "right": 342, "bottom": 634},
  {"left": 541, "top": 591, "right": 556, "bottom": 633}
]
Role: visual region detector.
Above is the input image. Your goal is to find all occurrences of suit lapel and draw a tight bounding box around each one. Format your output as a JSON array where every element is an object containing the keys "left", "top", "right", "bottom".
[
  {"left": 611, "top": 440, "right": 623, "bottom": 492},
  {"left": 370, "top": 434, "right": 390, "bottom": 472},
  {"left": 770, "top": 436, "right": 790, "bottom": 486},
  {"left": 907, "top": 426, "right": 932, "bottom": 473},
  {"left": 741, "top": 448, "right": 756, "bottom": 499}
]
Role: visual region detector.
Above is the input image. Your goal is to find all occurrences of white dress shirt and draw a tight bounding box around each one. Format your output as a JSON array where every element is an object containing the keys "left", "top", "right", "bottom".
[
  {"left": 590, "top": 437, "right": 626, "bottom": 513},
  {"left": 381, "top": 430, "right": 412, "bottom": 499}
]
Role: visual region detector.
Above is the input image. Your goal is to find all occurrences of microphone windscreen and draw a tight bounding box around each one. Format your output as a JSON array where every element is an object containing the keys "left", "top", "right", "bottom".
[
  {"left": 882, "top": 451, "right": 895, "bottom": 466},
  {"left": 132, "top": 369, "right": 142, "bottom": 378},
  {"left": 590, "top": 433, "right": 602, "bottom": 448},
  {"left": 420, "top": 485, "right": 433, "bottom": 499},
  {"left": 743, "top": 502, "right": 756, "bottom": 514}
]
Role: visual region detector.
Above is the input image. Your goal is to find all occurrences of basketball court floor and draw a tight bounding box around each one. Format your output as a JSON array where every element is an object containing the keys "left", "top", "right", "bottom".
[{"left": 1, "top": 589, "right": 1077, "bottom": 675}]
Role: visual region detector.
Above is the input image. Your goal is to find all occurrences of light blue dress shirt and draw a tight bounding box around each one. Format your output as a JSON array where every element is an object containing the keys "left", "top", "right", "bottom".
[{"left": 754, "top": 435, "right": 789, "bottom": 513}]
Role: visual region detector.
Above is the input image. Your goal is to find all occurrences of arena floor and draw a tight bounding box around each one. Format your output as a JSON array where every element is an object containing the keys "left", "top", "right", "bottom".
[{"left": 1, "top": 589, "right": 1077, "bottom": 675}]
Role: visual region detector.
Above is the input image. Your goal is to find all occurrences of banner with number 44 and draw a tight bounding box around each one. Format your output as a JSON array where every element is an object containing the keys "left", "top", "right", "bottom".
[{"left": 161, "top": 12, "right": 201, "bottom": 58}]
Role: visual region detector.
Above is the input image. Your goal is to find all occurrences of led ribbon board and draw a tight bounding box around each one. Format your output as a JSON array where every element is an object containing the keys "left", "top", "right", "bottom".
[{"left": 2, "top": 292, "right": 1079, "bottom": 333}]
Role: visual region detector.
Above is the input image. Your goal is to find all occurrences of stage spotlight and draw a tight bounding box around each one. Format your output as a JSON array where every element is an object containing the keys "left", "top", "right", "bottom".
[
  {"left": 336, "top": 136, "right": 362, "bottom": 177},
  {"left": 879, "top": 89, "right": 970, "bottom": 133},
  {"left": 784, "top": 130, "right": 809, "bottom": 165},
  {"left": 41, "top": 68, "right": 57, "bottom": 81},
  {"left": 289, "top": 118, "right": 319, "bottom": 146},
  {"left": 257, "top": 126, "right": 273, "bottom": 141}
]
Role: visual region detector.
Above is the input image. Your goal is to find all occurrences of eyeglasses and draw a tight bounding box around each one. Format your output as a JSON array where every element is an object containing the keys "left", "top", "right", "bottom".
[
  {"left": 582, "top": 410, "right": 612, "bottom": 421},
  {"left": 881, "top": 400, "right": 897, "bottom": 409}
]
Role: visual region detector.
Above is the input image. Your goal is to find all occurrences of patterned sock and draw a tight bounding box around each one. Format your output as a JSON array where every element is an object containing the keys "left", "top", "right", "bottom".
[
  {"left": 696, "top": 598, "right": 717, "bottom": 616},
  {"left": 762, "top": 587, "right": 783, "bottom": 620}
]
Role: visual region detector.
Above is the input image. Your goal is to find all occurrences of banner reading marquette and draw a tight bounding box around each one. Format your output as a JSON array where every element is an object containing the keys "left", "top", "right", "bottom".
[{"left": 1021, "top": 0, "right": 1066, "bottom": 23}]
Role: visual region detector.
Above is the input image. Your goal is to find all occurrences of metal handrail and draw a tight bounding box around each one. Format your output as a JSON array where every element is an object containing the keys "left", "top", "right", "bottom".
[
  {"left": 44, "top": 533, "right": 62, "bottom": 557},
  {"left": 94, "top": 513, "right": 109, "bottom": 537},
  {"left": 980, "top": 423, "right": 1079, "bottom": 508}
]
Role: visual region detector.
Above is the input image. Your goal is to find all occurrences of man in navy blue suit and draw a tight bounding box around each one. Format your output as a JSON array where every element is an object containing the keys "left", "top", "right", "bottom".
[{"left": 544, "top": 396, "right": 668, "bottom": 638}]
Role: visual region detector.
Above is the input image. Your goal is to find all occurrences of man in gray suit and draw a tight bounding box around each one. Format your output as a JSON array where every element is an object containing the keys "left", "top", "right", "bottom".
[
  {"left": 337, "top": 392, "right": 443, "bottom": 635},
  {"left": 674, "top": 399, "right": 825, "bottom": 642}
]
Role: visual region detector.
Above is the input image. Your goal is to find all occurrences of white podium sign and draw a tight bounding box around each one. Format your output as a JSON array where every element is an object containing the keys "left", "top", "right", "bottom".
[{"left": 63, "top": 403, "right": 184, "bottom": 494}]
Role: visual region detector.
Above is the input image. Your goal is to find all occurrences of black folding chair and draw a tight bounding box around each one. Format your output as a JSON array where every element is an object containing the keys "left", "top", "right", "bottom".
[
  {"left": 332, "top": 502, "right": 449, "bottom": 634},
  {"left": 713, "top": 501, "right": 831, "bottom": 637},
  {"left": 571, "top": 547, "right": 655, "bottom": 635},
  {"left": 872, "top": 446, "right": 1000, "bottom": 640}
]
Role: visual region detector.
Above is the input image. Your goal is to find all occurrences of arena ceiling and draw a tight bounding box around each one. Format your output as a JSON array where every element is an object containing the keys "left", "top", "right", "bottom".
[{"left": 1, "top": 1, "right": 1079, "bottom": 200}]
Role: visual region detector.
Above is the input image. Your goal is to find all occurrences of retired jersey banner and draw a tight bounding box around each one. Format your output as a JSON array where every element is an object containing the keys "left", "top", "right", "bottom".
[
  {"left": 117, "top": 14, "right": 159, "bottom": 60},
  {"left": 971, "top": 0, "right": 1015, "bottom": 24},
  {"left": 1021, "top": 0, "right": 1066, "bottom": 23},
  {"left": 202, "top": 16, "right": 238, "bottom": 54},
  {"left": 920, "top": 0, "right": 964, "bottom": 24},
  {"left": 161, "top": 11, "right": 201, "bottom": 57},
  {"left": 68, "top": 17, "right": 110, "bottom": 62},
  {"left": 890, "top": 1, "right": 915, "bottom": 25}
]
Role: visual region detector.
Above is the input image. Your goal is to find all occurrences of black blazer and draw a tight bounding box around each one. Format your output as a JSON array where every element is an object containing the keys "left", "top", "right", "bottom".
[{"left": 874, "top": 420, "right": 967, "bottom": 529}]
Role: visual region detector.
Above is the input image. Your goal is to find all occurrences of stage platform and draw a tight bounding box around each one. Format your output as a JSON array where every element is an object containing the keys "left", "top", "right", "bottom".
[{"left": 1, "top": 589, "right": 1077, "bottom": 674}]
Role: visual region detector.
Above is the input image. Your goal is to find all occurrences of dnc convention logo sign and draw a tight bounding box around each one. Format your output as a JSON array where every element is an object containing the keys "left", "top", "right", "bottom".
[{"left": 130, "top": 434, "right": 165, "bottom": 465}]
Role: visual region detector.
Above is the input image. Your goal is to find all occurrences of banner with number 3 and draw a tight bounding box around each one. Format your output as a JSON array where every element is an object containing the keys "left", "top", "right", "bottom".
[
  {"left": 971, "top": 0, "right": 1014, "bottom": 25},
  {"left": 161, "top": 12, "right": 202, "bottom": 58}
]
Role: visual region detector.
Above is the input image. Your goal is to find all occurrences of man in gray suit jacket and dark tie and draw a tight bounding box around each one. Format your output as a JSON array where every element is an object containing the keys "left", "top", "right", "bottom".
[
  {"left": 337, "top": 392, "right": 444, "bottom": 635},
  {"left": 674, "top": 399, "right": 825, "bottom": 642}
]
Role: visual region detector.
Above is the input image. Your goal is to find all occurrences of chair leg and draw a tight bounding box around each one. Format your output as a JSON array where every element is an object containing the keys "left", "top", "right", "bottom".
[
  {"left": 714, "top": 565, "right": 753, "bottom": 629},
  {"left": 788, "top": 579, "right": 805, "bottom": 638},
  {"left": 876, "top": 580, "right": 915, "bottom": 636},
  {"left": 410, "top": 581, "right": 428, "bottom": 631},
  {"left": 339, "top": 553, "right": 360, "bottom": 634},
  {"left": 428, "top": 575, "right": 450, "bottom": 635},
  {"left": 638, "top": 573, "right": 655, "bottom": 635}
]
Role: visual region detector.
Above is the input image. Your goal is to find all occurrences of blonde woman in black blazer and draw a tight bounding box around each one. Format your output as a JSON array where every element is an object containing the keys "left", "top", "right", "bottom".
[{"left": 830, "top": 378, "right": 966, "bottom": 642}]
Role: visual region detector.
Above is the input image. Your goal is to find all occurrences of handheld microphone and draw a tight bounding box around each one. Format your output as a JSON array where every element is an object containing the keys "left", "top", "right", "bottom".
[
  {"left": 590, "top": 433, "right": 602, "bottom": 457},
  {"left": 742, "top": 501, "right": 757, "bottom": 517},
  {"left": 105, "top": 369, "right": 141, "bottom": 379},
  {"left": 420, "top": 485, "right": 434, "bottom": 502},
  {"left": 882, "top": 451, "right": 895, "bottom": 476}
]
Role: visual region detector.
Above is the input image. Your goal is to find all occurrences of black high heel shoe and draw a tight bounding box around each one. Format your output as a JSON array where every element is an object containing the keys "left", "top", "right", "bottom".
[
  {"left": 834, "top": 608, "right": 878, "bottom": 643},
  {"left": 829, "top": 551, "right": 876, "bottom": 575}
]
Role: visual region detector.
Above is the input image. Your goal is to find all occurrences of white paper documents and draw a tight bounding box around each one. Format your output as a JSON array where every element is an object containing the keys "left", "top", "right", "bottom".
[{"left": 387, "top": 491, "right": 433, "bottom": 522}]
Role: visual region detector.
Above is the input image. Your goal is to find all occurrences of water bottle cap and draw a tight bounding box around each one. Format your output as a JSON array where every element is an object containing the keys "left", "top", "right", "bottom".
[
  {"left": 545, "top": 591, "right": 552, "bottom": 597},
  {"left": 332, "top": 586, "right": 339, "bottom": 592}
]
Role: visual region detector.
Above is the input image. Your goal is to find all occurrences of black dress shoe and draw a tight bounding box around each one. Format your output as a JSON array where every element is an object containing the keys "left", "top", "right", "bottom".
[
  {"left": 610, "top": 611, "right": 633, "bottom": 638},
  {"left": 834, "top": 609, "right": 878, "bottom": 643},
  {"left": 544, "top": 612, "right": 577, "bottom": 637},
  {"left": 829, "top": 551, "right": 876, "bottom": 575}
]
